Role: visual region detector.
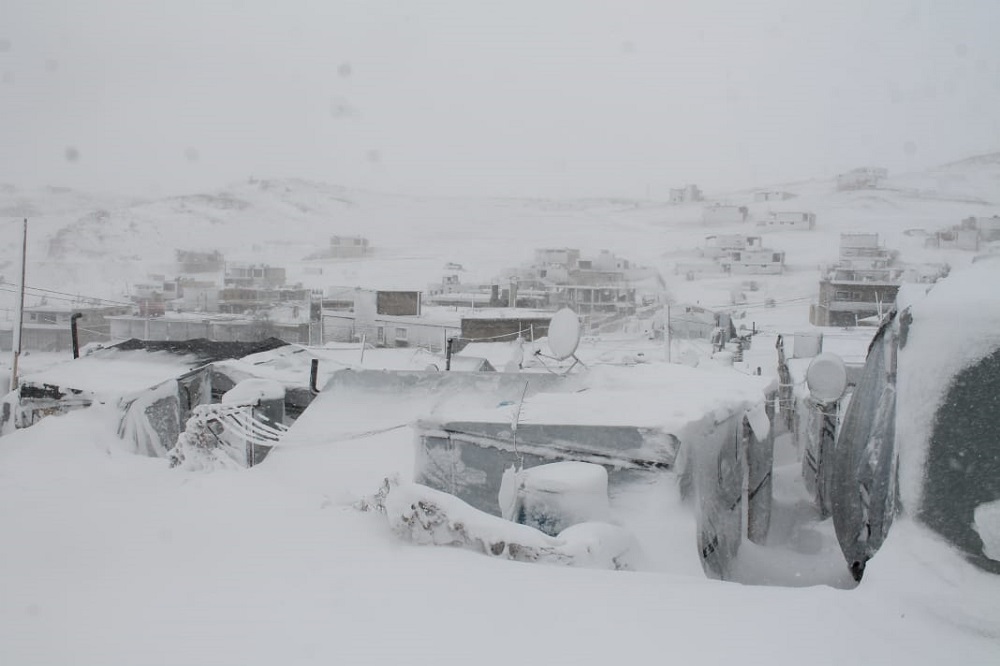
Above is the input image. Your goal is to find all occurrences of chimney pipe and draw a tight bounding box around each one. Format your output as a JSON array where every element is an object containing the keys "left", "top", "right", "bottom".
[
  {"left": 309, "top": 358, "right": 320, "bottom": 394},
  {"left": 71, "top": 313, "right": 83, "bottom": 359}
]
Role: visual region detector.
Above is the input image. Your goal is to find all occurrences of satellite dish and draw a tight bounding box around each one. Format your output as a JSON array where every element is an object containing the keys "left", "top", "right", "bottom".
[
  {"left": 547, "top": 308, "right": 581, "bottom": 361},
  {"left": 806, "top": 352, "right": 848, "bottom": 403}
]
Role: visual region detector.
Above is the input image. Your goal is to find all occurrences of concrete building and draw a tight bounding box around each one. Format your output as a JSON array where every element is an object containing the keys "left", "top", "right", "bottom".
[
  {"left": 507, "top": 248, "right": 643, "bottom": 316},
  {"left": 721, "top": 247, "right": 785, "bottom": 275},
  {"left": 700, "top": 235, "right": 785, "bottom": 275},
  {"left": 329, "top": 235, "right": 371, "bottom": 259},
  {"left": 757, "top": 211, "right": 816, "bottom": 230},
  {"left": 107, "top": 313, "right": 317, "bottom": 345},
  {"left": 176, "top": 250, "right": 224, "bottom": 274},
  {"left": 973, "top": 215, "right": 1000, "bottom": 241},
  {"left": 702, "top": 204, "right": 748, "bottom": 226},
  {"left": 0, "top": 303, "right": 132, "bottom": 352},
  {"left": 321, "top": 289, "right": 459, "bottom": 351},
  {"left": 811, "top": 280, "right": 901, "bottom": 327},
  {"left": 810, "top": 233, "right": 908, "bottom": 326},
  {"left": 668, "top": 184, "right": 703, "bottom": 204},
  {"left": 753, "top": 191, "right": 795, "bottom": 202},
  {"left": 836, "top": 167, "right": 888, "bottom": 191},
  {"left": 925, "top": 228, "right": 980, "bottom": 251},
  {"left": 224, "top": 263, "right": 286, "bottom": 289}
]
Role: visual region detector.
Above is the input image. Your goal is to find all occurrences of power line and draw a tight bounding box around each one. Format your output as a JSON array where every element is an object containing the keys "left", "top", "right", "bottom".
[{"left": 0, "top": 284, "right": 133, "bottom": 308}]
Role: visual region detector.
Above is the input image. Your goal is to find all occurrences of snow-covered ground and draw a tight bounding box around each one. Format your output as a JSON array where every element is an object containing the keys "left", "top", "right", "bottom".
[
  {"left": 1, "top": 156, "right": 1000, "bottom": 664},
  {"left": 1, "top": 400, "right": 999, "bottom": 665}
]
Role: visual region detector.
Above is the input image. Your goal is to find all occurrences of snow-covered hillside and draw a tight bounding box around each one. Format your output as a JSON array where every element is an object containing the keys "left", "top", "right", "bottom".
[{"left": 3, "top": 154, "right": 998, "bottom": 312}]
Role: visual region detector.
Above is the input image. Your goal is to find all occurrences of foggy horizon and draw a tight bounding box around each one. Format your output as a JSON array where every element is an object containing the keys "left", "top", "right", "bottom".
[{"left": 3, "top": 0, "right": 999, "bottom": 199}]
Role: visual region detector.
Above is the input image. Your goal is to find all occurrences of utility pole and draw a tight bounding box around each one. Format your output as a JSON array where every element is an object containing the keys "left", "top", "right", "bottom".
[
  {"left": 10, "top": 219, "right": 27, "bottom": 392},
  {"left": 663, "top": 302, "right": 672, "bottom": 363}
]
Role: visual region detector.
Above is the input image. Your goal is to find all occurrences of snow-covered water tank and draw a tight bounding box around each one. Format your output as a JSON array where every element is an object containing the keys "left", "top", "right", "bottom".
[{"left": 793, "top": 331, "right": 823, "bottom": 358}]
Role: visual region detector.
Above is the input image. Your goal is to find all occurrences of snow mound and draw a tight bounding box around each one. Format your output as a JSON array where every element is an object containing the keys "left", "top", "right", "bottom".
[{"left": 381, "top": 481, "right": 637, "bottom": 570}]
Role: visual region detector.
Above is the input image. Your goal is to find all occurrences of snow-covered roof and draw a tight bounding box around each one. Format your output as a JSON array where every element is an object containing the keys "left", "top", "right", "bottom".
[
  {"left": 430, "top": 362, "right": 776, "bottom": 432},
  {"left": 20, "top": 349, "right": 209, "bottom": 397}
]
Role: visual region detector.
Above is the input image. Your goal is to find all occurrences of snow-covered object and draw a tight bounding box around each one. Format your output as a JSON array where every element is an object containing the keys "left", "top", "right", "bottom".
[
  {"left": 832, "top": 257, "right": 1000, "bottom": 576},
  {"left": 804, "top": 352, "right": 848, "bottom": 403},
  {"left": 513, "top": 462, "right": 610, "bottom": 536},
  {"left": 168, "top": 403, "right": 256, "bottom": 471},
  {"left": 547, "top": 308, "right": 582, "bottom": 360},
  {"left": 221, "top": 378, "right": 285, "bottom": 406},
  {"left": 382, "top": 481, "right": 636, "bottom": 570},
  {"left": 117, "top": 379, "right": 184, "bottom": 457},
  {"left": 896, "top": 257, "right": 1000, "bottom": 513}
]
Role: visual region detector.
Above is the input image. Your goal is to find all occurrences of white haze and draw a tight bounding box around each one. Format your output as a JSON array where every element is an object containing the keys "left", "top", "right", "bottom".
[{"left": 2, "top": 0, "right": 1000, "bottom": 198}]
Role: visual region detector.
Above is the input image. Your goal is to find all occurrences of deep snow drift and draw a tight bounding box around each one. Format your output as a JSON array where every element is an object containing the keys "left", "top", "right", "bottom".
[{"left": 0, "top": 401, "right": 998, "bottom": 665}]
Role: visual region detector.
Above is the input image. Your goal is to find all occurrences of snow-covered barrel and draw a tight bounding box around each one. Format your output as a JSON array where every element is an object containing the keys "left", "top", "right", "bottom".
[{"left": 512, "top": 462, "right": 611, "bottom": 536}]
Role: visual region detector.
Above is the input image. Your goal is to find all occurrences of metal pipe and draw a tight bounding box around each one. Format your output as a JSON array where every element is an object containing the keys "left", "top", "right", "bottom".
[
  {"left": 309, "top": 358, "right": 320, "bottom": 394},
  {"left": 71, "top": 313, "right": 83, "bottom": 359}
]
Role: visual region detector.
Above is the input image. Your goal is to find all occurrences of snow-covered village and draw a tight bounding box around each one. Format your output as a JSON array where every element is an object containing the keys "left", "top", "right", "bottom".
[{"left": 2, "top": 2, "right": 1000, "bottom": 665}]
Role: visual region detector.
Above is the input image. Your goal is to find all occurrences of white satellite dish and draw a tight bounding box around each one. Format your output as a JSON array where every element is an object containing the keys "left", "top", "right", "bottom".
[
  {"left": 547, "top": 308, "right": 581, "bottom": 361},
  {"left": 806, "top": 352, "right": 848, "bottom": 403}
]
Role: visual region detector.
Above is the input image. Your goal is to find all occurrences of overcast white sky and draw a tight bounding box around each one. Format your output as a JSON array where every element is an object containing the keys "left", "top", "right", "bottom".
[{"left": 2, "top": 0, "right": 999, "bottom": 198}]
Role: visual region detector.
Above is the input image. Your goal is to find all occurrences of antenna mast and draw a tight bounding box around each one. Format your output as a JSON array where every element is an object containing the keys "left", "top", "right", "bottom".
[{"left": 10, "top": 218, "right": 27, "bottom": 392}]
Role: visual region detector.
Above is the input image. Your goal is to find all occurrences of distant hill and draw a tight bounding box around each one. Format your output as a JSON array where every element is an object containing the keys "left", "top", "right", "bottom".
[{"left": 0, "top": 155, "right": 996, "bottom": 316}]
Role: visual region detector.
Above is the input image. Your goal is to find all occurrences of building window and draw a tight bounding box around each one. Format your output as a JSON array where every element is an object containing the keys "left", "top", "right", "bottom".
[
  {"left": 395, "top": 327, "right": 408, "bottom": 341},
  {"left": 377, "top": 326, "right": 385, "bottom": 344}
]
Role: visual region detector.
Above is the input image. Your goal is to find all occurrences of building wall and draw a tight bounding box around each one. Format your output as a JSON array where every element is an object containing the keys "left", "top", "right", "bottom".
[
  {"left": 376, "top": 291, "right": 421, "bottom": 316},
  {"left": 810, "top": 281, "right": 901, "bottom": 326},
  {"left": 329, "top": 236, "right": 370, "bottom": 258},
  {"left": 461, "top": 317, "right": 551, "bottom": 343},
  {"left": 108, "top": 317, "right": 313, "bottom": 344},
  {"left": 322, "top": 312, "right": 455, "bottom": 351},
  {"left": 759, "top": 212, "right": 815, "bottom": 230}
]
